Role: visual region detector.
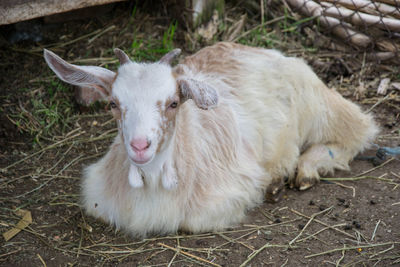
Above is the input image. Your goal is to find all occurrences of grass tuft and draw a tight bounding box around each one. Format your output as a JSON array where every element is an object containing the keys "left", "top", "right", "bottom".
[{"left": 8, "top": 80, "right": 74, "bottom": 145}]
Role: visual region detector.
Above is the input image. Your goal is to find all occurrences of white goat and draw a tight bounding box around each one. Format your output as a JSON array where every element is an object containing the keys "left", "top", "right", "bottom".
[{"left": 44, "top": 42, "right": 378, "bottom": 237}]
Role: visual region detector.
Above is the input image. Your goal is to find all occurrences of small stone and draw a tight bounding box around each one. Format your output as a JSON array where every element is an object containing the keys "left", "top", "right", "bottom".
[
  {"left": 264, "top": 235, "right": 273, "bottom": 241},
  {"left": 264, "top": 230, "right": 273, "bottom": 241},
  {"left": 352, "top": 221, "right": 361, "bottom": 229},
  {"left": 319, "top": 205, "right": 327, "bottom": 211},
  {"left": 337, "top": 198, "right": 345, "bottom": 206},
  {"left": 344, "top": 224, "right": 352, "bottom": 230},
  {"left": 337, "top": 198, "right": 345, "bottom": 203}
]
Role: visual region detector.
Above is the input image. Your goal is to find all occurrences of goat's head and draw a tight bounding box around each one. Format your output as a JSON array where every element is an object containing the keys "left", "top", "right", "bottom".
[{"left": 44, "top": 48, "right": 218, "bottom": 166}]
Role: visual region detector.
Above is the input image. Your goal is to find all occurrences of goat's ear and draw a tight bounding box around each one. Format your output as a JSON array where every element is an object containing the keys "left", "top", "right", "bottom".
[
  {"left": 43, "top": 49, "right": 116, "bottom": 98},
  {"left": 178, "top": 78, "right": 218, "bottom": 110},
  {"left": 159, "top": 48, "right": 181, "bottom": 65}
]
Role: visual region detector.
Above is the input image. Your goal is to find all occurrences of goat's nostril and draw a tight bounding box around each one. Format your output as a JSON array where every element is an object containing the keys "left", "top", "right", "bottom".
[{"left": 130, "top": 138, "right": 151, "bottom": 152}]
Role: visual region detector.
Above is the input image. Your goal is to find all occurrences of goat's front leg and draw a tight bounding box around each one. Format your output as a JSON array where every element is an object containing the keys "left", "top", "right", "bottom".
[
  {"left": 293, "top": 143, "right": 354, "bottom": 190},
  {"left": 265, "top": 176, "right": 286, "bottom": 203}
]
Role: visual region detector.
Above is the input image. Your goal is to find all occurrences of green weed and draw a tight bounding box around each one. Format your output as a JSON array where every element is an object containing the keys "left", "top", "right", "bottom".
[
  {"left": 129, "top": 21, "right": 178, "bottom": 62},
  {"left": 237, "top": 27, "right": 279, "bottom": 48},
  {"left": 9, "top": 80, "right": 74, "bottom": 145},
  {"left": 162, "top": 21, "right": 178, "bottom": 51}
]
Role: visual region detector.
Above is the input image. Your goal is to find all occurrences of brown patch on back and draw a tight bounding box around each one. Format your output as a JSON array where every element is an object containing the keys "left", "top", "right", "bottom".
[
  {"left": 174, "top": 42, "right": 253, "bottom": 90},
  {"left": 179, "top": 42, "right": 240, "bottom": 76}
]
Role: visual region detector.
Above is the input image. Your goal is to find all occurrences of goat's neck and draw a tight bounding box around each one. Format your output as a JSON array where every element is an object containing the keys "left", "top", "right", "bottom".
[{"left": 139, "top": 138, "right": 177, "bottom": 189}]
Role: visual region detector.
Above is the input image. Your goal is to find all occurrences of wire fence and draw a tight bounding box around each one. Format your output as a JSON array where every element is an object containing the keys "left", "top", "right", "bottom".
[{"left": 286, "top": 0, "right": 400, "bottom": 62}]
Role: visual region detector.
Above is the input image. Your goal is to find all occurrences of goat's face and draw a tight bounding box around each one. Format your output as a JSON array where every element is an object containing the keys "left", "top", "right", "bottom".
[
  {"left": 111, "top": 63, "right": 180, "bottom": 165},
  {"left": 44, "top": 48, "right": 218, "bottom": 167}
]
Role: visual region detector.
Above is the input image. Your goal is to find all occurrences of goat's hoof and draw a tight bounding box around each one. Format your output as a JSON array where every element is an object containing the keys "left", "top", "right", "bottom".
[
  {"left": 297, "top": 176, "right": 319, "bottom": 191},
  {"left": 265, "top": 178, "right": 285, "bottom": 203}
]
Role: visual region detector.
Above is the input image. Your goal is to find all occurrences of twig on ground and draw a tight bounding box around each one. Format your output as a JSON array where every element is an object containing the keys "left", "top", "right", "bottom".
[
  {"left": 281, "top": 258, "right": 289, "bottom": 267},
  {"left": 167, "top": 250, "right": 179, "bottom": 267},
  {"left": 334, "top": 181, "right": 356, "bottom": 197},
  {"left": 366, "top": 92, "right": 394, "bottom": 113},
  {"left": 239, "top": 243, "right": 292, "bottom": 267},
  {"left": 2, "top": 131, "right": 116, "bottom": 172},
  {"left": 356, "top": 158, "right": 395, "bottom": 177},
  {"left": 242, "top": 218, "right": 302, "bottom": 229},
  {"left": 289, "top": 206, "right": 333, "bottom": 245},
  {"left": 335, "top": 245, "right": 346, "bottom": 267},
  {"left": 1, "top": 132, "right": 83, "bottom": 171},
  {"left": 369, "top": 244, "right": 394, "bottom": 258},
  {"left": 88, "top": 25, "right": 116, "bottom": 44},
  {"left": 296, "top": 223, "right": 347, "bottom": 243},
  {"left": 218, "top": 232, "right": 255, "bottom": 251},
  {"left": 321, "top": 175, "right": 393, "bottom": 183},
  {"left": 305, "top": 242, "right": 398, "bottom": 258},
  {"left": 371, "top": 220, "right": 381, "bottom": 241},
  {"left": 290, "top": 209, "right": 355, "bottom": 239},
  {"left": 37, "top": 253, "right": 47, "bottom": 267},
  {"left": 0, "top": 249, "right": 20, "bottom": 259},
  {"left": 158, "top": 242, "right": 221, "bottom": 267}
]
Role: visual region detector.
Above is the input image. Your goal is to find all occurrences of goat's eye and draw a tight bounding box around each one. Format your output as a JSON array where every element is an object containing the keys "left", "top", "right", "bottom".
[
  {"left": 110, "top": 101, "right": 118, "bottom": 109},
  {"left": 169, "top": 102, "right": 178, "bottom": 109}
]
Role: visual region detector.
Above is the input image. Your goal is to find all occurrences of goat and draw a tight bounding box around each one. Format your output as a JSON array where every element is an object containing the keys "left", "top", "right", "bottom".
[{"left": 43, "top": 42, "right": 378, "bottom": 237}]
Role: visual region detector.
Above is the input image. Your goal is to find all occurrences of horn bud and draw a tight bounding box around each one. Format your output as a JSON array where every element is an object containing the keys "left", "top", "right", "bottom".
[
  {"left": 114, "top": 48, "right": 131, "bottom": 65},
  {"left": 159, "top": 48, "right": 181, "bottom": 65}
]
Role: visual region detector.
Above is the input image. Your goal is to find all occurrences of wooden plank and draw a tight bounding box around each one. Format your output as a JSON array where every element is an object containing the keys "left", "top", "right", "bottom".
[{"left": 0, "top": 0, "right": 126, "bottom": 25}]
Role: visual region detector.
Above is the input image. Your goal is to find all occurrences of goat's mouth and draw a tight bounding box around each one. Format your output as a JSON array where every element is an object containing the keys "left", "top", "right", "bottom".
[
  {"left": 131, "top": 158, "right": 151, "bottom": 165},
  {"left": 129, "top": 153, "right": 153, "bottom": 165}
]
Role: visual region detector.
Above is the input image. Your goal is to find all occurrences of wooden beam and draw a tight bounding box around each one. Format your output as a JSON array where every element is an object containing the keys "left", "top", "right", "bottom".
[{"left": 0, "top": 0, "right": 126, "bottom": 26}]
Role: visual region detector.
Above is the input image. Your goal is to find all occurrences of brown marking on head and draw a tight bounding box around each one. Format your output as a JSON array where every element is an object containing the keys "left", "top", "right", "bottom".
[
  {"left": 110, "top": 97, "right": 122, "bottom": 120},
  {"left": 155, "top": 89, "right": 181, "bottom": 154}
]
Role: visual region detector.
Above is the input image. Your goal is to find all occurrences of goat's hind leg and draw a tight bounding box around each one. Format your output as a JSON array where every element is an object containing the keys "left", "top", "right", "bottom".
[
  {"left": 265, "top": 141, "right": 299, "bottom": 203},
  {"left": 293, "top": 143, "right": 355, "bottom": 190}
]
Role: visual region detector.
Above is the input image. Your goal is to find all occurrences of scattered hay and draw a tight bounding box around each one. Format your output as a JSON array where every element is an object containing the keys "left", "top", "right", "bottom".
[{"left": 0, "top": 1, "right": 399, "bottom": 266}]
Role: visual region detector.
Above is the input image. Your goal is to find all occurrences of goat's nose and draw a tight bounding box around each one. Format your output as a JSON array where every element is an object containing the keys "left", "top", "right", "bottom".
[{"left": 130, "top": 138, "right": 151, "bottom": 152}]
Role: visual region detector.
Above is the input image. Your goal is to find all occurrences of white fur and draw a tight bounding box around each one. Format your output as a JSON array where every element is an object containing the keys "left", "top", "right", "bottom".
[{"left": 43, "top": 43, "right": 378, "bottom": 237}]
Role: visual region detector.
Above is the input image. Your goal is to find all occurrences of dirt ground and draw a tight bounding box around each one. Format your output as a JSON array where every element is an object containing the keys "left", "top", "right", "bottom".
[{"left": 0, "top": 2, "right": 399, "bottom": 266}]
